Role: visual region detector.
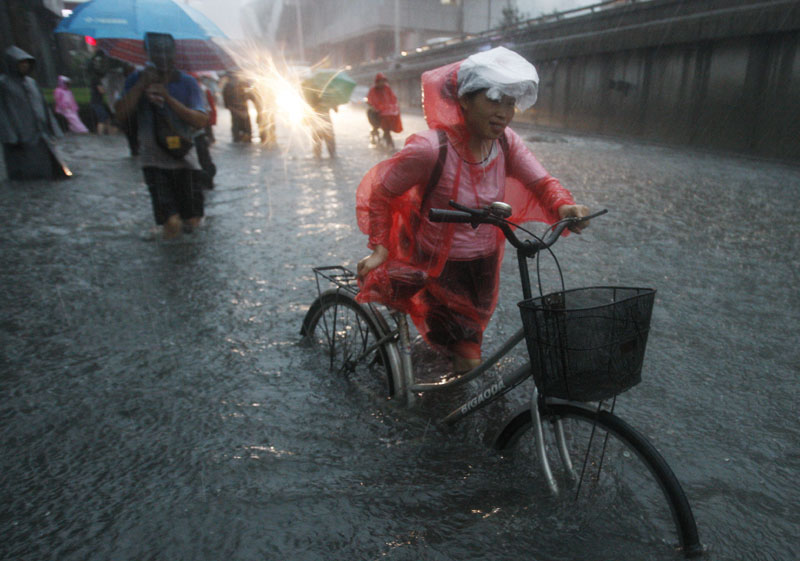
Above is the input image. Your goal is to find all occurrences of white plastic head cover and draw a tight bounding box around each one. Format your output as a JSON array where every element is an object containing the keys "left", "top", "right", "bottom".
[{"left": 457, "top": 46, "right": 539, "bottom": 111}]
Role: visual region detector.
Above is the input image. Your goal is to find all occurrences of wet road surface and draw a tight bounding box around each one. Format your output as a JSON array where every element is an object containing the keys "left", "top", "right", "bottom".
[{"left": 1, "top": 105, "right": 798, "bottom": 560}]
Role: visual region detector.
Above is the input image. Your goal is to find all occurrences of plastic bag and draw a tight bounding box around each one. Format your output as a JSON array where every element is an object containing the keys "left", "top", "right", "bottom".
[{"left": 457, "top": 46, "right": 539, "bottom": 110}]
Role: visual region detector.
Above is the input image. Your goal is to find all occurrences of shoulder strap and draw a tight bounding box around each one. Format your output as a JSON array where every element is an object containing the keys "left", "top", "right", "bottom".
[
  {"left": 499, "top": 130, "right": 510, "bottom": 165},
  {"left": 420, "top": 129, "right": 448, "bottom": 210}
]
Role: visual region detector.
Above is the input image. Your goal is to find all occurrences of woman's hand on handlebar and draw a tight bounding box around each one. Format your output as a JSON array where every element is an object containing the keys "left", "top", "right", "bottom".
[
  {"left": 558, "top": 204, "right": 592, "bottom": 234},
  {"left": 357, "top": 245, "right": 389, "bottom": 279}
]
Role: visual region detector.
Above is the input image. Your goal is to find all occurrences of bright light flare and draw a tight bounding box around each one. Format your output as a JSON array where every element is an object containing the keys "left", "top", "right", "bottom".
[
  {"left": 274, "top": 84, "right": 307, "bottom": 125},
  {"left": 230, "top": 45, "right": 327, "bottom": 151}
]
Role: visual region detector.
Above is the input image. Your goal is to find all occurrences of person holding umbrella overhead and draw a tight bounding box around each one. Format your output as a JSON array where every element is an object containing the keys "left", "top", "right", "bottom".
[
  {"left": 301, "top": 70, "right": 356, "bottom": 159},
  {"left": 303, "top": 84, "right": 337, "bottom": 159},
  {"left": 54, "top": 0, "right": 236, "bottom": 74},
  {"left": 115, "top": 32, "right": 209, "bottom": 239}
]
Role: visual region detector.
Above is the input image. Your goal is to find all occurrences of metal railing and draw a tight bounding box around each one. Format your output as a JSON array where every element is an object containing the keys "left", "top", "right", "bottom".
[{"left": 358, "top": 0, "right": 638, "bottom": 66}]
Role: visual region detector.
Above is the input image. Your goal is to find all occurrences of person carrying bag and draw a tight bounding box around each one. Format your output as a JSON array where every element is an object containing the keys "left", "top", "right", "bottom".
[{"left": 114, "top": 32, "right": 209, "bottom": 239}]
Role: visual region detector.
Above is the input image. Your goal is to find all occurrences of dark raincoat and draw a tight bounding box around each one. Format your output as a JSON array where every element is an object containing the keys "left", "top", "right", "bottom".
[{"left": 0, "top": 46, "right": 69, "bottom": 180}]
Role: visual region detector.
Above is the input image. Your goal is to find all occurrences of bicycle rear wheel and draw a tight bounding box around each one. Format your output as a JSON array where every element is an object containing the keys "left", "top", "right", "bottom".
[
  {"left": 493, "top": 402, "right": 702, "bottom": 558},
  {"left": 301, "top": 289, "right": 397, "bottom": 400}
]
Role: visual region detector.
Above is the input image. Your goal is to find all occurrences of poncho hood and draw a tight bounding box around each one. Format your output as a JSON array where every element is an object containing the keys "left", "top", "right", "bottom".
[
  {"left": 421, "top": 47, "right": 539, "bottom": 146},
  {"left": 421, "top": 60, "right": 463, "bottom": 140},
  {"left": 4, "top": 46, "right": 35, "bottom": 77}
]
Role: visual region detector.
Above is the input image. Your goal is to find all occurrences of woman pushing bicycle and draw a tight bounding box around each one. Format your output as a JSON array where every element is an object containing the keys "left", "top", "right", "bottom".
[{"left": 356, "top": 47, "right": 591, "bottom": 375}]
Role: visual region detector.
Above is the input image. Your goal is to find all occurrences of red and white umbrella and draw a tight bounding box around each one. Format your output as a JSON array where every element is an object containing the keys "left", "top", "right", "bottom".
[{"left": 96, "top": 38, "right": 235, "bottom": 72}]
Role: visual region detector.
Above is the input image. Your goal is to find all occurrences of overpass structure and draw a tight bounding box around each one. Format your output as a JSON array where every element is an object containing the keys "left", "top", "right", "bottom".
[{"left": 350, "top": 0, "right": 799, "bottom": 163}]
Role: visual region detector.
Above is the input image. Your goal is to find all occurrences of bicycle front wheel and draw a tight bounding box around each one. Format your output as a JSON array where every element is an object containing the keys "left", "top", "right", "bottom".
[
  {"left": 493, "top": 402, "right": 702, "bottom": 558},
  {"left": 301, "top": 289, "right": 397, "bottom": 400}
]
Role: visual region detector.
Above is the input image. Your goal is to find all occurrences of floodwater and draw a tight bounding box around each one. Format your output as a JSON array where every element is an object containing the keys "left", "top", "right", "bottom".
[{"left": 1, "top": 105, "right": 798, "bottom": 561}]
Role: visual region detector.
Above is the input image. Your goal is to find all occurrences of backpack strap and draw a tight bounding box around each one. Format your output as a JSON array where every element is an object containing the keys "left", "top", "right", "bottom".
[{"left": 420, "top": 129, "right": 449, "bottom": 210}]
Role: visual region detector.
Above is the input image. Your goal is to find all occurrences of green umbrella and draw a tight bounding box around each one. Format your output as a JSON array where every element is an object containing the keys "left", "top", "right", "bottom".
[{"left": 303, "top": 69, "right": 357, "bottom": 107}]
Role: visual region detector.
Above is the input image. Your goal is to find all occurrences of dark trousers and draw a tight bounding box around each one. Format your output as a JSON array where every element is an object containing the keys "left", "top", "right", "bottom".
[
  {"left": 194, "top": 133, "right": 216, "bottom": 189},
  {"left": 422, "top": 254, "right": 498, "bottom": 357},
  {"left": 142, "top": 166, "right": 204, "bottom": 225},
  {"left": 230, "top": 110, "right": 251, "bottom": 142}
]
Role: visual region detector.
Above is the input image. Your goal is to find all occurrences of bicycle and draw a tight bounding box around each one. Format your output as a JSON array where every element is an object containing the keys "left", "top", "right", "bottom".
[
  {"left": 300, "top": 201, "right": 702, "bottom": 558},
  {"left": 369, "top": 128, "right": 395, "bottom": 152},
  {"left": 367, "top": 110, "right": 396, "bottom": 151}
]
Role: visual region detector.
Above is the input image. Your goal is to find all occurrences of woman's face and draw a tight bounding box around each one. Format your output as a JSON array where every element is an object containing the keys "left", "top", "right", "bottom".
[{"left": 459, "top": 90, "right": 516, "bottom": 140}]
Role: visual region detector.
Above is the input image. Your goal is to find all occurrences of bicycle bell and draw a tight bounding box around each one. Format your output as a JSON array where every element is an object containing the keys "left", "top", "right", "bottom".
[{"left": 489, "top": 202, "right": 512, "bottom": 218}]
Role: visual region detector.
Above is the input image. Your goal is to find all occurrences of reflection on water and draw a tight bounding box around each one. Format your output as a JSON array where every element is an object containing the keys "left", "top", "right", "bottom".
[{"left": 0, "top": 106, "right": 798, "bottom": 560}]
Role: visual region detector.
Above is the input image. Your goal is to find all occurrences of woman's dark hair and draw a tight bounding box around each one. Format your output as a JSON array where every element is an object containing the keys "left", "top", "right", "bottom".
[
  {"left": 438, "top": 66, "right": 460, "bottom": 104},
  {"left": 459, "top": 88, "right": 487, "bottom": 101}
]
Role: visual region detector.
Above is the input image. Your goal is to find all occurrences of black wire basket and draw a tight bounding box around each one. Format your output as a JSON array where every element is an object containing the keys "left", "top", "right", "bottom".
[{"left": 518, "top": 287, "right": 656, "bottom": 402}]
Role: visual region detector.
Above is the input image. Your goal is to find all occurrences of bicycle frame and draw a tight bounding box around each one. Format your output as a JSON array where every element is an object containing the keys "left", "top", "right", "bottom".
[
  {"left": 304, "top": 207, "right": 702, "bottom": 557},
  {"left": 364, "top": 217, "right": 587, "bottom": 497},
  {"left": 308, "top": 249, "right": 551, "bottom": 429},
  {"left": 306, "top": 210, "right": 625, "bottom": 497},
  {"left": 387, "top": 229, "right": 542, "bottom": 411},
  {"left": 366, "top": 261, "right": 564, "bottom": 496}
]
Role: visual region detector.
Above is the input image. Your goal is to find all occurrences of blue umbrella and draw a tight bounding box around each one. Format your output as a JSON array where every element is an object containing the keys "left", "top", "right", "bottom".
[
  {"left": 55, "top": 0, "right": 235, "bottom": 71},
  {"left": 55, "top": 0, "right": 227, "bottom": 40}
]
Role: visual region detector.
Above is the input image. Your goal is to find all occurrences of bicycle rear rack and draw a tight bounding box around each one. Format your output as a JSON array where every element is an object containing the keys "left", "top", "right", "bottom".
[{"left": 313, "top": 265, "right": 359, "bottom": 297}]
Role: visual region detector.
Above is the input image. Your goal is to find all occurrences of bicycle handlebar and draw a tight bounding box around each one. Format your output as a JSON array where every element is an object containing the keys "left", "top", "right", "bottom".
[{"left": 429, "top": 201, "right": 607, "bottom": 255}]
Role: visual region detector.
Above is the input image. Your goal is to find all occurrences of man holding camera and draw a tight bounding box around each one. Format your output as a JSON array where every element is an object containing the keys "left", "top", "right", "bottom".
[{"left": 115, "top": 33, "right": 208, "bottom": 239}]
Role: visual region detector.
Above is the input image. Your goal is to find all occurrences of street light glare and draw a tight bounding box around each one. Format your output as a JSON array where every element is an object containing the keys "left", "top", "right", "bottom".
[{"left": 233, "top": 45, "right": 324, "bottom": 151}]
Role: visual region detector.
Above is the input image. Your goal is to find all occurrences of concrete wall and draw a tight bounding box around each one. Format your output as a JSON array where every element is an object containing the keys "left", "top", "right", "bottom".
[
  {"left": 527, "top": 31, "right": 800, "bottom": 161},
  {"left": 351, "top": 0, "right": 800, "bottom": 163}
]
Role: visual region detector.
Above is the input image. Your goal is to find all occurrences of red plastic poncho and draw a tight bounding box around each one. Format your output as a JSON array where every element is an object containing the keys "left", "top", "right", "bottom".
[
  {"left": 205, "top": 88, "right": 217, "bottom": 126},
  {"left": 367, "top": 73, "right": 403, "bottom": 133},
  {"left": 355, "top": 60, "right": 575, "bottom": 359},
  {"left": 54, "top": 76, "right": 89, "bottom": 133}
]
